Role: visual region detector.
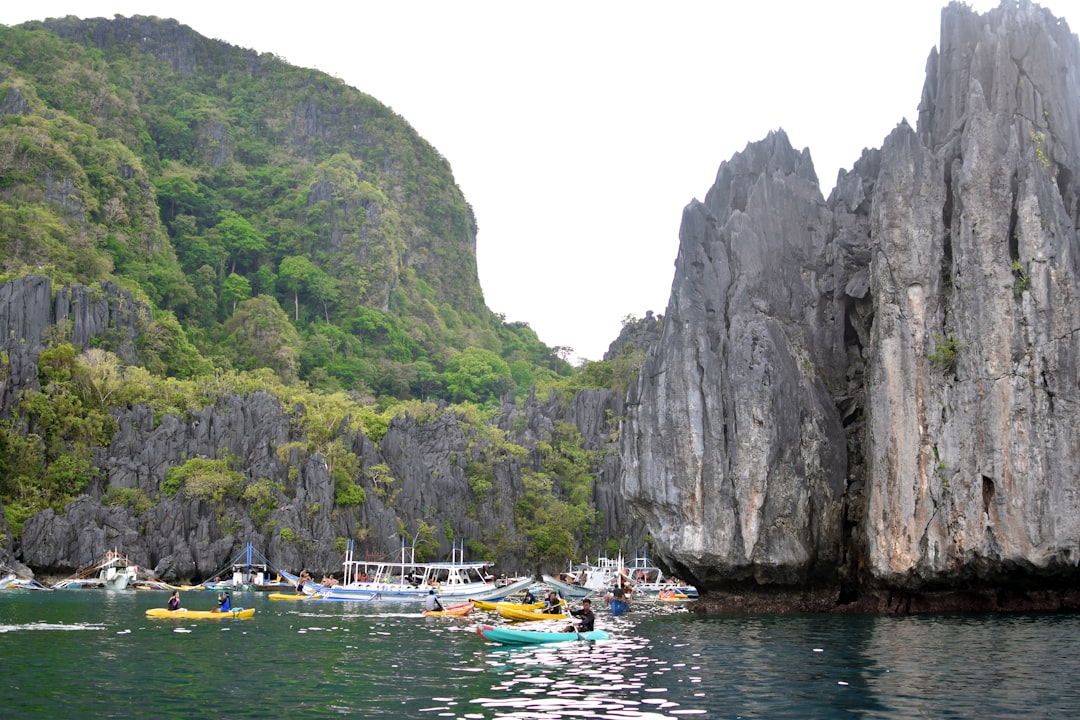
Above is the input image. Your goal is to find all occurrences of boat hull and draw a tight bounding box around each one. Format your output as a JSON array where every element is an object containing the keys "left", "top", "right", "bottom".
[
  {"left": 145, "top": 607, "right": 255, "bottom": 619},
  {"left": 540, "top": 575, "right": 597, "bottom": 600},
  {"left": 476, "top": 624, "right": 609, "bottom": 645},
  {"left": 312, "top": 575, "right": 535, "bottom": 603}
]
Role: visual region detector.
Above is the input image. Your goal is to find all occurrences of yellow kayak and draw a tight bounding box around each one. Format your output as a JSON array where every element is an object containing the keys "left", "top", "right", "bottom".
[
  {"left": 497, "top": 603, "right": 568, "bottom": 622},
  {"left": 472, "top": 599, "right": 545, "bottom": 612},
  {"left": 145, "top": 607, "right": 255, "bottom": 619},
  {"left": 268, "top": 592, "right": 319, "bottom": 601}
]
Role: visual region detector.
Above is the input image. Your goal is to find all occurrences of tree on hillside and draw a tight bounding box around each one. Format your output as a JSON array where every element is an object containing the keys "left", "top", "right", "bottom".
[
  {"left": 279, "top": 255, "right": 315, "bottom": 322},
  {"left": 221, "top": 272, "right": 251, "bottom": 315},
  {"left": 443, "top": 347, "right": 513, "bottom": 403},
  {"left": 213, "top": 211, "right": 265, "bottom": 275},
  {"left": 224, "top": 295, "right": 301, "bottom": 383}
]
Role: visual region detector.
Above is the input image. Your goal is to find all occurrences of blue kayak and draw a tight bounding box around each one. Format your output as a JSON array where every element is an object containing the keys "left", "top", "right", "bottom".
[{"left": 476, "top": 624, "right": 609, "bottom": 645}]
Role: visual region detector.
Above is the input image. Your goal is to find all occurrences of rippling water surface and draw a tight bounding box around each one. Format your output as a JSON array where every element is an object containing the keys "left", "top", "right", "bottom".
[{"left": 2, "top": 590, "right": 1078, "bottom": 718}]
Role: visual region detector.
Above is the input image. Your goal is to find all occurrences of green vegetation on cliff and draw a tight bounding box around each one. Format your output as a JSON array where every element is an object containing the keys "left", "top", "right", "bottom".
[
  {"left": 0, "top": 17, "right": 649, "bottom": 563},
  {"left": 0, "top": 16, "right": 570, "bottom": 399}
]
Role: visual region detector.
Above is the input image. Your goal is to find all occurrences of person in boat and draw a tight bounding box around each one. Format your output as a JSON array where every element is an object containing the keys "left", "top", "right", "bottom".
[
  {"left": 522, "top": 587, "right": 536, "bottom": 604},
  {"left": 167, "top": 590, "right": 181, "bottom": 611},
  {"left": 424, "top": 589, "right": 443, "bottom": 613},
  {"left": 295, "top": 568, "right": 311, "bottom": 594},
  {"left": 563, "top": 599, "right": 595, "bottom": 634},
  {"left": 542, "top": 590, "right": 562, "bottom": 614},
  {"left": 213, "top": 591, "right": 232, "bottom": 613}
]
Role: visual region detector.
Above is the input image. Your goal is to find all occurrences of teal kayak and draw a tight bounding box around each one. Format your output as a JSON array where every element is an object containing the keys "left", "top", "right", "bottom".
[{"left": 476, "top": 624, "right": 609, "bottom": 645}]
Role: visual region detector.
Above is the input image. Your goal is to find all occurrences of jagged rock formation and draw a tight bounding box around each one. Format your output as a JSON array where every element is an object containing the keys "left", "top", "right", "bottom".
[
  {"left": 623, "top": 1, "right": 1080, "bottom": 610},
  {"left": 604, "top": 312, "right": 663, "bottom": 362},
  {"left": 0, "top": 275, "right": 145, "bottom": 414},
  {"left": 2, "top": 276, "right": 639, "bottom": 581}
]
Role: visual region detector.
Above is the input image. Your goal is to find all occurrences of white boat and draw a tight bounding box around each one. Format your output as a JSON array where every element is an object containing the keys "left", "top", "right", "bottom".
[
  {"left": 199, "top": 543, "right": 289, "bottom": 591},
  {"left": 562, "top": 553, "right": 699, "bottom": 601},
  {"left": 2, "top": 577, "right": 52, "bottom": 591},
  {"left": 0, "top": 572, "right": 16, "bottom": 589},
  {"left": 53, "top": 549, "right": 138, "bottom": 590},
  {"left": 622, "top": 553, "right": 699, "bottom": 600},
  {"left": 289, "top": 539, "right": 534, "bottom": 603},
  {"left": 577, "top": 554, "right": 629, "bottom": 593}
]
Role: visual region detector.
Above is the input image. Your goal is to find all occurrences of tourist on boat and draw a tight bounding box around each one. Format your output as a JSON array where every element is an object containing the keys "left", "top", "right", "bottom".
[
  {"left": 563, "top": 599, "right": 595, "bottom": 633},
  {"left": 424, "top": 589, "right": 443, "bottom": 612},
  {"left": 522, "top": 587, "right": 536, "bottom": 604},
  {"left": 295, "top": 568, "right": 311, "bottom": 594},
  {"left": 542, "top": 590, "right": 562, "bottom": 614},
  {"left": 213, "top": 591, "right": 232, "bottom": 613},
  {"left": 167, "top": 590, "right": 180, "bottom": 611}
]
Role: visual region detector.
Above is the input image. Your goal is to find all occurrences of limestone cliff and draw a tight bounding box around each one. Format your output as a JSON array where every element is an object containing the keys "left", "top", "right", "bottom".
[
  {"left": 623, "top": 1, "right": 1080, "bottom": 608},
  {"left": 1, "top": 276, "right": 638, "bottom": 580}
]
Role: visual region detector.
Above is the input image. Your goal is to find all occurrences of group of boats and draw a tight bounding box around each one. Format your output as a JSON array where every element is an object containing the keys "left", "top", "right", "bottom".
[
  {"left": 2, "top": 549, "right": 170, "bottom": 592},
  {"left": 4, "top": 542, "right": 697, "bottom": 643},
  {"left": 275, "top": 539, "right": 535, "bottom": 603},
  {"left": 541, "top": 552, "right": 699, "bottom": 602},
  {"left": 416, "top": 597, "right": 610, "bottom": 644}
]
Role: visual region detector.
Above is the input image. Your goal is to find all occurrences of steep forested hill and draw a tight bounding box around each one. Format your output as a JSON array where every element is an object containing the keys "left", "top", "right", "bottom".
[
  {"left": 0, "top": 16, "right": 652, "bottom": 573},
  {"left": 0, "top": 15, "right": 571, "bottom": 399}
]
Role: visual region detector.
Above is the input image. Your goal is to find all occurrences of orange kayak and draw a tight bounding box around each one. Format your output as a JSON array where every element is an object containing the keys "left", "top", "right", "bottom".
[{"left": 423, "top": 601, "right": 474, "bottom": 617}]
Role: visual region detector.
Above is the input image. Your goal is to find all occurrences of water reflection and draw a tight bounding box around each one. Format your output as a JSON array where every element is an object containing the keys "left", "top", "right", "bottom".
[{"left": 461, "top": 607, "right": 709, "bottom": 719}]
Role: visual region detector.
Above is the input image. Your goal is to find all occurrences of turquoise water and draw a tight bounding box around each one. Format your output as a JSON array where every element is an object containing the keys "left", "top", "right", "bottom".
[{"left": 2, "top": 590, "right": 1078, "bottom": 718}]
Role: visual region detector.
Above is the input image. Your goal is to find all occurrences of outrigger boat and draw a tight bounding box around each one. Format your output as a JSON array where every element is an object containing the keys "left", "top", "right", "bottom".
[
  {"left": 622, "top": 553, "right": 699, "bottom": 600},
  {"left": 287, "top": 539, "right": 534, "bottom": 603},
  {"left": 539, "top": 572, "right": 597, "bottom": 600},
  {"left": 53, "top": 549, "right": 139, "bottom": 590},
  {"left": 184, "top": 543, "right": 290, "bottom": 592},
  {"left": 476, "top": 624, "right": 609, "bottom": 645}
]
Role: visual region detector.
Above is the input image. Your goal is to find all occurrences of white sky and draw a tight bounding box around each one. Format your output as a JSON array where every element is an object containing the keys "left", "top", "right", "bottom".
[{"left": 1, "top": 1, "right": 1074, "bottom": 362}]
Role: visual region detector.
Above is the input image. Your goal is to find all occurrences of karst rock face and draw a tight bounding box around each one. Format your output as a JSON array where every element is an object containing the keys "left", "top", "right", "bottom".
[{"left": 623, "top": 1, "right": 1080, "bottom": 600}]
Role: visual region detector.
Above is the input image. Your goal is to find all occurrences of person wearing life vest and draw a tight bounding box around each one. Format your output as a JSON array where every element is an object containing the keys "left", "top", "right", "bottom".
[{"left": 213, "top": 590, "right": 231, "bottom": 612}]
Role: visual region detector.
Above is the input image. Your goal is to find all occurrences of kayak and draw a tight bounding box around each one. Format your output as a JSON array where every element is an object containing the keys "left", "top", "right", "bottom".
[
  {"left": 476, "top": 624, "right": 609, "bottom": 645},
  {"left": 268, "top": 592, "right": 320, "bottom": 601},
  {"left": 145, "top": 607, "right": 255, "bottom": 619},
  {"left": 497, "top": 603, "right": 568, "bottom": 622},
  {"left": 423, "top": 601, "right": 473, "bottom": 617},
  {"left": 472, "top": 599, "right": 545, "bottom": 612}
]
